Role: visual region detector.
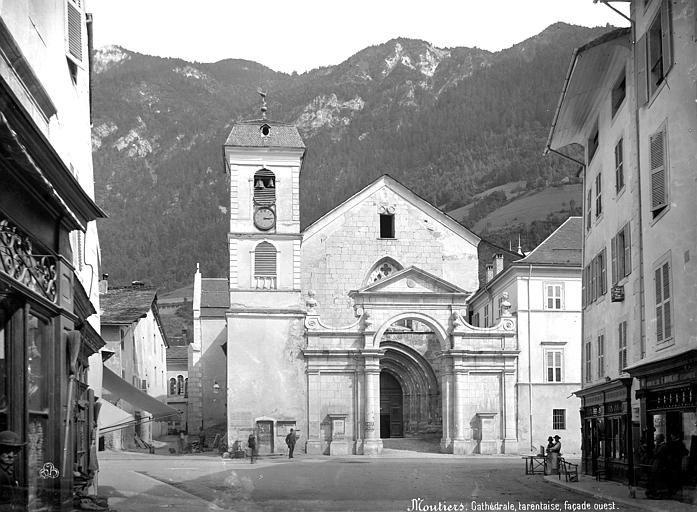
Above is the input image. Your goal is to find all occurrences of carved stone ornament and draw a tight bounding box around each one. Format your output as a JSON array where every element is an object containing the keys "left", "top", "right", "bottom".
[
  {"left": 502, "top": 319, "right": 515, "bottom": 331},
  {"left": 501, "top": 292, "right": 512, "bottom": 317},
  {"left": 305, "top": 289, "right": 318, "bottom": 315},
  {"left": 0, "top": 219, "right": 57, "bottom": 302},
  {"left": 451, "top": 311, "right": 465, "bottom": 330}
]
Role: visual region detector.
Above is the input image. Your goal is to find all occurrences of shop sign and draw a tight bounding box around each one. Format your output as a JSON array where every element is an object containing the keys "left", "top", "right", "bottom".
[{"left": 611, "top": 285, "right": 625, "bottom": 302}]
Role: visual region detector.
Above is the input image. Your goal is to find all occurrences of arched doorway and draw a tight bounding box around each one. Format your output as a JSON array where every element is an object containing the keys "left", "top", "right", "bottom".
[{"left": 380, "top": 371, "right": 403, "bottom": 438}]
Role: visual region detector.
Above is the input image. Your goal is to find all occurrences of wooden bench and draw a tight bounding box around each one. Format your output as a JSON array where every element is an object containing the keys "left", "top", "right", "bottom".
[{"left": 559, "top": 458, "right": 579, "bottom": 482}]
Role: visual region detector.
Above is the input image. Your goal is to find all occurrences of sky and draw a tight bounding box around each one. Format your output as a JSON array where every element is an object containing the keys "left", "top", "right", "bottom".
[{"left": 88, "top": 1, "right": 629, "bottom": 74}]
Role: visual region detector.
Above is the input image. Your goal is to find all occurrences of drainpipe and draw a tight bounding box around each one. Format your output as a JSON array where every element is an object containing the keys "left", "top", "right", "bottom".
[{"left": 527, "top": 264, "right": 533, "bottom": 451}]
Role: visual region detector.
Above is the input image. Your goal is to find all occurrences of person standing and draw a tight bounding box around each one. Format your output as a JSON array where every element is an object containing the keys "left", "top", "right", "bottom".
[
  {"left": 547, "top": 435, "right": 562, "bottom": 475},
  {"left": 0, "top": 430, "right": 26, "bottom": 511},
  {"left": 285, "top": 428, "right": 297, "bottom": 459},
  {"left": 665, "top": 433, "right": 688, "bottom": 497},
  {"left": 247, "top": 432, "right": 257, "bottom": 464}
]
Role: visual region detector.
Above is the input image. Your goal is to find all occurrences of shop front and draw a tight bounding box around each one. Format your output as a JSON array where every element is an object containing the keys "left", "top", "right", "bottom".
[
  {"left": 577, "top": 378, "right": 635, "bottom": 484},
  {"left": 0, "top": 90, "right": 106, "bottom": 509},
  {"left": 628, "top": 350, "right": 697, "bottom": 490}
]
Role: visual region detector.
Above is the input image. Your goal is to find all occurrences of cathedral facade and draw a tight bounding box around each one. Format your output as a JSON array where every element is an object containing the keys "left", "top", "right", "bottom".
[{"left": 192, "top": 115, "right": 525, "bottom": 456}]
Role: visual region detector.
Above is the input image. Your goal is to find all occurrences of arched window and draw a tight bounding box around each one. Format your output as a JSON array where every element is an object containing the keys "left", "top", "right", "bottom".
[
  {"left": 253, "top": 169, "right": 275, "bottom": 206},
  {"left": 184, "top": 378, "right": 188, "bottom": 398},
  {"left": 169, "top": 378, "right": 176, "bottom": 396},
  {"left": 365, "top": 257, "right": 403, "bottom": 284},
  {"left": 254, "top": 241, "right": 277, "bottom": 289},
  {"left": 177, "top": 375, "right": 184, "bottom": 395}
]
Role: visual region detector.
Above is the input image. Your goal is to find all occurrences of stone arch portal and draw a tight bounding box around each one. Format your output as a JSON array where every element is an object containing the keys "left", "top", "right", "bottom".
[{"left": 379, "top": 341, "right": 441, "bottom": 439}]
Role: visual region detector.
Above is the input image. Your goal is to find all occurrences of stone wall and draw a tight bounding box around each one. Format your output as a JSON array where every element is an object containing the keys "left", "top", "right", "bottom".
[{"left": 302, "top": 187, "right": 478, "bottom": 327}]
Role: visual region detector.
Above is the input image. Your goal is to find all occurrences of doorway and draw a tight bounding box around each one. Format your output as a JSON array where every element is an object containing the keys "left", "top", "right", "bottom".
[
  {"left": 380, "top": 371, "right": 403, "bottom": 438},
  {"left": 256, "top": 420, "right": 274, "bottom": 454}
]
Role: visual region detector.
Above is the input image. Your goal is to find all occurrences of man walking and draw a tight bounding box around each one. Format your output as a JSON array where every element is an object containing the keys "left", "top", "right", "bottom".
[
  {"left": 285, "top": 428, "right": 297, "bottom": 459},
  {"left": 0, "top": 430, "right": 26, "bottom": 511}
]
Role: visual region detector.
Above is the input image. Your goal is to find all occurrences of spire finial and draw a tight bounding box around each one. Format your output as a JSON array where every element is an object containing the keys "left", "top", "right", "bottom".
[{"left": 257, "top": 87, "right": 268, "bottom": 120}]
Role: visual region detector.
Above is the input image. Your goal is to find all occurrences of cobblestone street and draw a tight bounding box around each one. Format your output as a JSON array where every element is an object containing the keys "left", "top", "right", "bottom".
[{"left": 98, "top": 452, "right": 638, "bottom": 512}]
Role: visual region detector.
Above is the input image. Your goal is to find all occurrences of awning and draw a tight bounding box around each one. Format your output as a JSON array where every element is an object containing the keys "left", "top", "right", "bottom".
[
  {"left": 102, "top": 367, "right": 180, "bottom": 420},
  {"left": 97, "top": 398, "right": 135, "bottom": 432}
]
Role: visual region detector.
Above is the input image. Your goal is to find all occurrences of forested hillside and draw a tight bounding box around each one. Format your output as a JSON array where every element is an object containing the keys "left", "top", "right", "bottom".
[{"left": 92, "top": 23, "right": 611, "bottom": 289}]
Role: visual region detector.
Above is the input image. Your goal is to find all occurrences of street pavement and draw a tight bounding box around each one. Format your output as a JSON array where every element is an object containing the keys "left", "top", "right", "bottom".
[{"left": 96, "top": 450, "right": 693, "bottom": 512}]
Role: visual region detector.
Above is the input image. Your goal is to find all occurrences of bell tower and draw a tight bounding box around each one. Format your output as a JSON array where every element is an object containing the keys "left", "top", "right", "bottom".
[
  {"left": 224, "top": 92, "right": 305, "bottom": 294},
  {"left": 222, "top": 94, "right": 308, "bottom": 449}
]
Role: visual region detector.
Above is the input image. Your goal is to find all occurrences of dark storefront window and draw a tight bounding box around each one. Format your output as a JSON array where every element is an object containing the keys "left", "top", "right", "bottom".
[
  {"left": 0, "top": 318, "right": 7, "bottom": 431},
  {"left": 27, "top": 312, "right": 50, "bottom": 511}
]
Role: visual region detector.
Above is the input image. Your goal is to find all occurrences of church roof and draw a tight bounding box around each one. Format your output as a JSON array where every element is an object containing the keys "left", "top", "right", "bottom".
[
  {"left": 224, "top": 119, "right": 305, "bottom": 149},
  {"left": 303, "top": 174, "right": 480, "bottom": 247},
  {"left": 516, "top": 217, "right": 583, "bottom": 266}
]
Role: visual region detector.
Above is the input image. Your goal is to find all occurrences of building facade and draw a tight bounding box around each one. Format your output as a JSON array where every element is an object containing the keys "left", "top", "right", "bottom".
[
  {"left": 192, "top": 112, "right": 591, "bottom": 457},
  {"left": 469, "top": 218, "right": 583, "bottom": 455},
  {"left": 547, "top": 0, "right": 697, "bottom": 489},
  {"left": 0, "top": 1, "right": 107, "bottom": 509},
  {"left": 99, "top": 284, "right": 175, "bottom": 449}
]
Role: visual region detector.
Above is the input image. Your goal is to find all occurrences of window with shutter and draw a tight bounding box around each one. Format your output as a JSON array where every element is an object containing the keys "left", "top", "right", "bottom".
[
  {"left": 618, "top": 321, "right": 628, "bottom": 371},
  {"left": 649, "top": 127, "right": 668, "bottom": 216},
  {"left": 614, "top": 139, "right": 624, "bottom": 193},
  {"left": 65, "top": 0, "right": 84, "bottom": 66},
  {"left": 646, "top": 0, "right": 673, "bottom": 99},
  {"left": 600, "top": 248, "right": 607, "bottom": 295},
  {"left": 254, "top": 241, "right": 277, "bottom": 289},
  {"left": 597, "top": 334, "right": 605, "bottom": 378},
  {"left": 611, "top": 72, "right": 626, "bottom": 117},
  {"left": 595, "top": 172, "right": 602, "bottom": 218},
  {"left": 611, "top": 235, "right": 618, "bottom": 285},
  {"left": 655, "top": 260, "right": 672, "bottom": 343},
  {"left": 586, "top": 188, "right": 592, "bottom": 230},
  {"left": 545, "top": 349, "right": 563, "bottom": 383},
  {"left": 585, "top": 340, "right": 592, "bottom": 382}
]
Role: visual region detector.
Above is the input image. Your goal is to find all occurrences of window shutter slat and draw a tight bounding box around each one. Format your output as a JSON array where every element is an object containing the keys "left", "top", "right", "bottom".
[
  {"left": 67, "top": 1, "right": 83, "bottom": 62},
  {"left": 650, "top": 129, "right": 667, "bottom": 211},
  {"left": 254, "top": 242, "right": 276, "bottom": 276}
]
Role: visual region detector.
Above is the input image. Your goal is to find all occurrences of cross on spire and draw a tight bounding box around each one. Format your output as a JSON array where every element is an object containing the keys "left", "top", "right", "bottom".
[{"left": 257, "top": 88, "right": 268, "bottom": 120}]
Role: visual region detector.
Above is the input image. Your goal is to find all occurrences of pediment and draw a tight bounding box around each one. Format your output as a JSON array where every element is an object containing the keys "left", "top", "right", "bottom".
[{"left": 358, "top": 266, "right": 467, "bottom": 295}]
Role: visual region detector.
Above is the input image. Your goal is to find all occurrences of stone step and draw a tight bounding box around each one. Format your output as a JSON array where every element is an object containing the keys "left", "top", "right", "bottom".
[{"left": 382, "top": 437, "right": 442, "bottom": 453}]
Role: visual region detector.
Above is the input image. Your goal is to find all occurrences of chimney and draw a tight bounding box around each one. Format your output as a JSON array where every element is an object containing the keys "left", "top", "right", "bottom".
[
  {"left": 494, "top": 254, "right": 504, "bottom": 276},
  {"left": 485, "top": 264, "right": 494, "bottom": 284},
  {"left": 98, "top": 273, "right": 109, "bottom": 294}
]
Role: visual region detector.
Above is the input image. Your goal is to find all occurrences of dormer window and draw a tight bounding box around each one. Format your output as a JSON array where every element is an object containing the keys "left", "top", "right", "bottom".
[{"left": 260, "top": 124, "right": 271, "bottom": 137}]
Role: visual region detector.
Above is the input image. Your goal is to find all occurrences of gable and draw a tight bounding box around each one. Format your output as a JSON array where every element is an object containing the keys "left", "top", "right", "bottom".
[
  {"left": 303, "top": 174, "right": 480, "bottom": 247},
  {"left": 358, "top": 266, "right": 469, "bottom": 295}
]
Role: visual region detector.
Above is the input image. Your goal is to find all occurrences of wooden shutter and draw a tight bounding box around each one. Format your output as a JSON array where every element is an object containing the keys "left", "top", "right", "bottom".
[
  {"left": 582, "top": 265, "right": 587, "bottom": 307},
  {"left": 661, "top": 0, "right": 673, "bottom": 76},
  {"left": 254, "top": 242, "right": 277, "bottom": 276},
  {"left": 586, "top": 188, "right": 592, "bottom": 229},
  {"left": 623, "top": 224, "right": 631, "bottom": 277},
  {"left": 655, "top": 267, "right": 664, "bottom": 341},
  {"left": 600, "top": 248, "right": 607, "bottom": 295},
  {"left": 662, "top": 262, "right": 671, "bottom": 338},
  {"left": 649, "top": 128, "right": 667, "bottom": 212},
  {"left": 636, "top": 33, "right": 648, "bottom": 106},
  {"left": 611, "top": 235, "right": 618, "bottom": 285},
  {"left": 66, "top": 0, "right": 83, "bottom": 64}
]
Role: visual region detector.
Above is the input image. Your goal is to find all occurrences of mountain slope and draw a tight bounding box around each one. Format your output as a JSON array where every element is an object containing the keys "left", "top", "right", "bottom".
[{"left": 91, "top": 23, "right": 611, "bottom": 289}]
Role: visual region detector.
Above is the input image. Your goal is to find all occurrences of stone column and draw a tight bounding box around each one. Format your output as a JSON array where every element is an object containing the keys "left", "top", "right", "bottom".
[
  {"left": 440, "top": 362, "right": 452, "bottom": 453},
  {"left": 452, "top": 361, "right": 471, "bottom": 455},
  {"left": 362, "top": 355, "right": 382, "bottom": 455},
  {"left": 305, "top": 370, "right": 323, "bottom": 455}
]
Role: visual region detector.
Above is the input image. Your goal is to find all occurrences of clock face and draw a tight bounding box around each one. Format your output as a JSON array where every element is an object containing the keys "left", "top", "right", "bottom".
[{"left": 254, "top": 207, "right": 276, "bottom": 230}]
